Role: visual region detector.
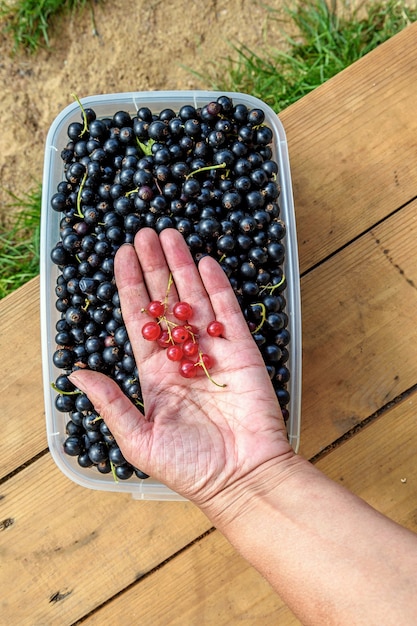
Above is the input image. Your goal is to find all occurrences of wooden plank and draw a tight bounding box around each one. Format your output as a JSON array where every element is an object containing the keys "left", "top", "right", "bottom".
[
  {"left": 299, "top": 199, "right": 417, "bottom": 458},
  {"left": 0, "top": 276, "right": 47, "bottom": 478},
  {"left": 280, "top": 22, "right": 417, "bottom": 273},
  {"left": 82, "top": 530, "right": 301, "bottom": 626},
  {"left": 315, "top": 395, "right": 417, "bottom": 528},
  {"left": 0, "top": 453, "right": 211, "bottom": 625},
  {"left": 81, "top": 391, "right": 417, "bottom": 625}
]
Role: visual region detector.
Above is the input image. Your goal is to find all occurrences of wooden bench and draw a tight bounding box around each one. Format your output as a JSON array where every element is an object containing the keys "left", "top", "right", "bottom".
[{"left": 1, "top": 21, "right": 417, "bottom": 624}]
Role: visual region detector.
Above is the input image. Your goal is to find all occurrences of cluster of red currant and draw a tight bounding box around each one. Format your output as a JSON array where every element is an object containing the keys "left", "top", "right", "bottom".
[{"left": 141, "top": 299, "right": 226, "bottom": 387}]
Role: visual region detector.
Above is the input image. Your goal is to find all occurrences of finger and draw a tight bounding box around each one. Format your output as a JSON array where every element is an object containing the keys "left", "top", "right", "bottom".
[
  {"left": 68, "top": 370, "right": 150, "bottom": 468},
  {"left": 158, "top": 228, "right": 216, "bottom": 327},
  {"left": 114, "top": 242, "right": 160, "bottom": 363},
  {"left": 114, "top": 242, "right": 147, "bottom": 315},
  {"left": 133, "top": 228, "right": 179, "bottom": 306},
  {"left": 198, "top": 254, "right": 252, "bottom": 342}
]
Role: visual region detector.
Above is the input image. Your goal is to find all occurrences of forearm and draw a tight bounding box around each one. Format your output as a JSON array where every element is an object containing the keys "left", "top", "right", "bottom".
[{"left": 201, "top": 457, "right": 417, "bottom": 625}]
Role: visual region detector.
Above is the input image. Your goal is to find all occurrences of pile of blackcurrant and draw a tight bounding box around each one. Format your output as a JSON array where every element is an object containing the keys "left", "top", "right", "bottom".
[{"left": 50, "top": 94, "right": 291, "bottom": 481}]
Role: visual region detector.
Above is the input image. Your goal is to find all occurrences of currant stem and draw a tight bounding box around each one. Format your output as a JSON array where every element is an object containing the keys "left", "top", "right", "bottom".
[
  {"left": 197, "top": 352, "right": 226, "bottom": 388},
  {"left": 185, "top": 162, "right": 227, "bottom": 180},
  {"left": 162, "top": 318, "right": 198, "bottom": 343},
  {"left": 110, "top": 460, "right": 119, "bottom": 483},
  {"left": 154, "top": 178, "right": 163, "bottom": 195},
  {"left": 165, "top": 273, "right": 174, "bottom": 303},
  {"left": 166, "top": 323, "right": 174, "bottom": 344},
  {"left": 250, "top": 302, "right": 267, "bottom": 334},
  {"left": 76, "top": 170, "right": 88, "bottom": 218},
  {"left": 259, "top": 273, "right": 286, "bottom": 295},
  {"left": 51, "top": 382, "right": 82, "bottom": 395},
  {"left": 71, "top": 93, "right": 89, "bottom": 137}
]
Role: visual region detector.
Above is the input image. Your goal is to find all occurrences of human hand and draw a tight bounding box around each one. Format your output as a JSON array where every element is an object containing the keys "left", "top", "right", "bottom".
[{"left": 70, "top": 228, "right": 294, "bottom": 507}]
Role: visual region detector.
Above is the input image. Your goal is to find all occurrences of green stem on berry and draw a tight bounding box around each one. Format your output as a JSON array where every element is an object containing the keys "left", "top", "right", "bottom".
[
  {"left": 51, "top": 382, "right": 82, "bottom": 395},
  {"left": 76, "top": 170, "right": 88, "bottom": 218},
  {"left": 71, "top": 93, "right": 89, "bottom": 137},
  {"left": 250, "top": 302, "right": 267, "bottom": 334},
  {"left": 185, "top": 162, "right": 227, "bottom": 180},
  {"left": 162, "top": 272, "right": 174, "bottom": 308},
  {"left": 259, "top": 274, "right": 286, "bottom": 295},
  {"left": 197, "top": 352, "right": 226, "bottom": 388},
  {"left": 163, "top": 318, "right": 180, "bottom": 343},
  {"left": 162, "top": 317, "right": 198, "bottom": 343},
  {"left": 110, "top": 460, "right": 119, "bottom": 483}
]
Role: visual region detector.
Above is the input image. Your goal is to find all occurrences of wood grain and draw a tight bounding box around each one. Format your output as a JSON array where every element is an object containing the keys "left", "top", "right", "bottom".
[
  {"left": 0, "top": 276, "right": 47, "bottom": 478},
  {"left": 0, "top": 453, "right": 211, "bottom": 625},
  {"left": 299, "top": 200, "right": 417, "bottom": 458},
  {"left": 81, "top": 391, "right": 417, "bottom": 625},
  {"left": 280, "top": 22, "right": 417, "bottom": 273},
  {"left": 315, "top": 394, "right": 417, "bottom": 528}
]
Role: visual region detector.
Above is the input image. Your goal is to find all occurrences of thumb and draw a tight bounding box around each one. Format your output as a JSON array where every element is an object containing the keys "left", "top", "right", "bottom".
[{"left": 68, "top": 370, "right": 147, "bottom": 464}]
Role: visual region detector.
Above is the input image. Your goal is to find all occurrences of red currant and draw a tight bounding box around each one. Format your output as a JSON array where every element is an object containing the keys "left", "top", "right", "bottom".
[
  {"left": 157, "top": 330, "right": 171, "bottom": 348},
  {"left": 199, "top": 353, "right": 213, "bottom": 369},
  {"left": 141, "top": 321, "right": 161, "bottom": 341},
  {"left": 179, "top": 360, "right": 197, "bottom": 378},
  {"left": 140, "top": 293, "right": 225, "bottom": 386},
  {"left": 207, "top": 320, "right": 224, "bottom": 337},
  {"left": 182, "top": 339, "right": 199, "bottom": 357},
  {"left": 147, "top": 300, "right": 165, "bottom": 318},
  {"left": 184, "top": 324, "right": 198, "bottom": 339},
  {"left": 166, "top": 345, "right": 184, "bottom": 361},
  {"left": 172, "top": 301, "right": 193, "bottom": 321},
  {"left": 171, "top": 325, "right": 190, "bottom": 344}
]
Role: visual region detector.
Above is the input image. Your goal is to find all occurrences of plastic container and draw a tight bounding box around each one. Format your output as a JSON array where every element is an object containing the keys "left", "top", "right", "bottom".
[{"left": 40, "top": 90, "right": 302, "bottom": 500}]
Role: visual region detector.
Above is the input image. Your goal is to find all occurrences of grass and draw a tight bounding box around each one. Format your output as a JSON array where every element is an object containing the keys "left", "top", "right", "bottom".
[
  {"left": 0, "top": 0, "right": 416, "bottom": 298},
  {"left": 0, "top": 186, "right": 41, "bottom": 299},
  {"left": 199, "top": 0, "right": 417, "bottom": 111},
  {"left": 0, "top": 0, "right": 91, "bottom": 53}
]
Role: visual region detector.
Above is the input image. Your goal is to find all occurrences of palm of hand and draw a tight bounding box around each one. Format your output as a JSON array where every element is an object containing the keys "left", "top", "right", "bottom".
[{"left": 71, "top": 228, "right": 291, "bottom": 503}]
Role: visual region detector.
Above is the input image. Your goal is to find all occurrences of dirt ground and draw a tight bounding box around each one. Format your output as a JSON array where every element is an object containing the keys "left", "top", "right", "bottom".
[{"left": 0, "top": 0, "right": 290, "bottom": 219}]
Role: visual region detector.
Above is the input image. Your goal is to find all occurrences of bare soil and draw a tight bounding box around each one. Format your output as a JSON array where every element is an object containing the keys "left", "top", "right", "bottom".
[{"left": 0, "top": 0, "right": 288, "bottom": 219}]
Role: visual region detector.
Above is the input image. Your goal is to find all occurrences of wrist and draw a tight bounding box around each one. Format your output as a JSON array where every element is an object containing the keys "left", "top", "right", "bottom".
[{"left": 198, "top": 451, "right": 309, "bottom": 531}]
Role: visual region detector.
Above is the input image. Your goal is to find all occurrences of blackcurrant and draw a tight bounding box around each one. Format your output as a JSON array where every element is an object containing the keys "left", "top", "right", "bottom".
[{"left": 53, "top": 96, "right": 291, "bottom": 482}]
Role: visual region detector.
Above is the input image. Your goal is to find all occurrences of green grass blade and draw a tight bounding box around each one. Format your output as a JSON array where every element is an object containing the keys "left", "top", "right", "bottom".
[
  {"left": 0, "top": 0, "right": 90, "bottom": 53},
  {"left": 203, "top": 0, "right": 417, "bottom": 112},
  {"left": 0, "top": 184, "right": 41, "bottom": 299}
]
